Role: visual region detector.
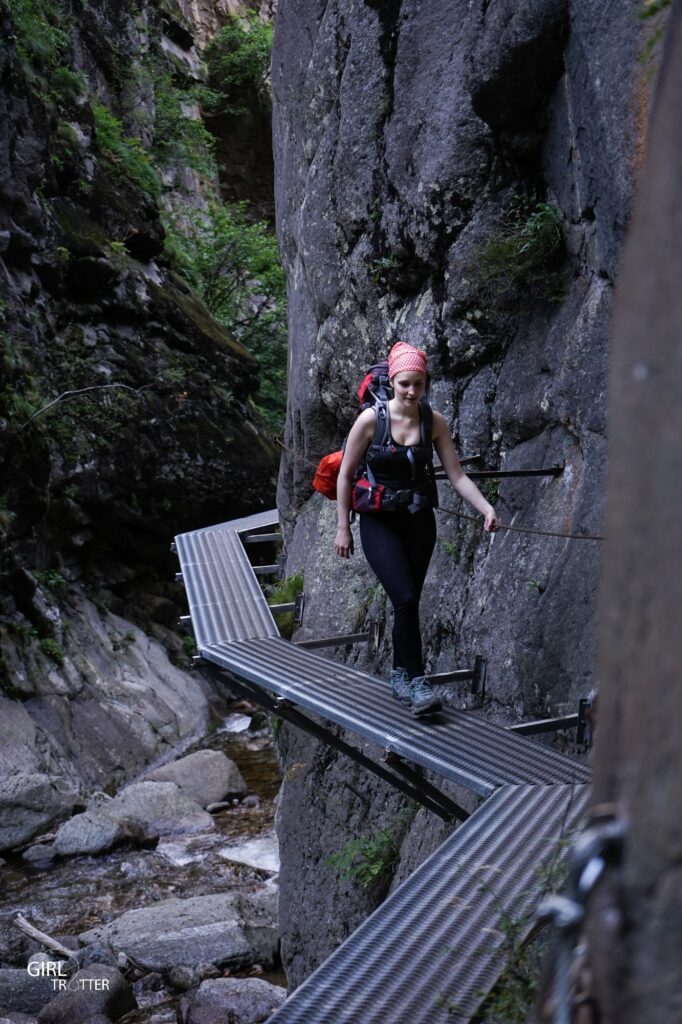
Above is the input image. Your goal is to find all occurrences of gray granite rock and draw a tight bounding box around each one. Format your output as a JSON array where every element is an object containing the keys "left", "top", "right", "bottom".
[
  {"left": 468, "top": 0, "right": 568, "bottom": 129},
  {"left": 35, "top": 966, "right": 135, "bottom": 1024},
  {"left": 0, "top": 971, "right": 59, "bottom": 1015},
  {"left": 52, "top": 812, "right": 127, "bottom": 858},
  {"left": 0, "top": 770, "right": 79, "bottom": 854},
  {"left": 272, "top": 0, "right": 642, "bottom": 989},
  {"left": 53, "top": 781, "right": 213, "bottom": 857},
  {"left": 187, "top": 978, "right": 287, "bottom": 1024},
  {"left": 145, "top": 750, "right": 247, "bottom": 807},
  {"left": 79, "top": 892, "right": 278, "bottom": 972}
]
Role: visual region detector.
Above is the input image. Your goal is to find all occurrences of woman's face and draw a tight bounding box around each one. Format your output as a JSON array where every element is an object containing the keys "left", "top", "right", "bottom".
[{"left": 392, "top": 372, "right": 427, "bottom": 405}]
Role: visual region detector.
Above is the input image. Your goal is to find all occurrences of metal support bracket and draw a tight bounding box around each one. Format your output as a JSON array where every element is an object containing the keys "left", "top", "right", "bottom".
[
  {"left": 577, "top": 697, "right": 593, "bottom": 747},
  {"left": 293, "top": 615, "right": 381, "bottom": 653},
  {"left": 434, "top": 465, "right": 564, "bottom": 481},
  {"left": 295, "top": 631, "right": 371, "bottom": 650},
  {"left": 253, "top": 563, "right": 282, "bottom": 577},
  {"left": 268, "top": 592, "right": 305, "bottom": 626},
  {"left": 428, "top": 655, "right": 486, "bottom": 701},
  {"left": 508, "top": 696, "right": 593, "bottom": 745},
  {"left": 242, "top": 532, "right": 282, "bottom": 545},
  {"left": 208, "top": 667, "right": 466, "bottom": 822},
  {"left": 382, "top": 751, "right": 470, "bottom": 822}
]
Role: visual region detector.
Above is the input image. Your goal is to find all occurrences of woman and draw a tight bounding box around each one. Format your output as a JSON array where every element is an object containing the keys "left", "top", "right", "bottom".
[{"left": 334, "top": 341, "right": 499, "bottom": 716}]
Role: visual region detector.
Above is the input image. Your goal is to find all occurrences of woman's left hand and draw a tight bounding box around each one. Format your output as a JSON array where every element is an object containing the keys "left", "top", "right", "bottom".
[{"left": 483, "top": 507, "right": 500, "bottom": 533}]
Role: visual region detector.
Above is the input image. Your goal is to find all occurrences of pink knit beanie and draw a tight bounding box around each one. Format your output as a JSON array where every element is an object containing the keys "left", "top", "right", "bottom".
[{"left": 388, "top": 341, "right": 428, "bottom": 380}]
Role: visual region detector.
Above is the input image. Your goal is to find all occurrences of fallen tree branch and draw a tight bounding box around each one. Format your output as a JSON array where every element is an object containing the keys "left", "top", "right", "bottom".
[
  {"left": 12, "top": 914, "right": 76, "bottom": 960},
  {"left": 21, "top": 383, "right": 155, "bottom": 429}
]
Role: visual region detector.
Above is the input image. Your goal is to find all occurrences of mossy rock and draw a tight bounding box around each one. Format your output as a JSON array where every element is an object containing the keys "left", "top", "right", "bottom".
[
  {"left": 147, "top": 275, "right": 258, "bottom": 366},
  {"left": 49, "top": 197, "right": 109, "bottom": 257}
]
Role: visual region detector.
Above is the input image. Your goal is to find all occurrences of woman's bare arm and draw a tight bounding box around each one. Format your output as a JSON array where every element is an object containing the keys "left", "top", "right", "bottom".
[
  {"left": 334, "top": 409, "right": 376, "bottom": 557},
  {"left": 432, "top": 411, "right": 499, "bottom": 532}
]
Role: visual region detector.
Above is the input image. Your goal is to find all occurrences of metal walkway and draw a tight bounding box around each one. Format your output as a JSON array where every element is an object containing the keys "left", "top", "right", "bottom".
[
  {"left": 269, "top": 784, "right": 589, "bottom": 1023},
  {"left": 174, "top": 510, "right": 591, "bottom": 1022},
  {"left": 203, "top": 636, "right": 588, "bottom": 796}
]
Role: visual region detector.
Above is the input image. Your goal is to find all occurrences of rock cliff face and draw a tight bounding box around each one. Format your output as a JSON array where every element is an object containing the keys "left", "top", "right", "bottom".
[
  {"left": 0, "top": 0, "right": 278, "bottom": 848},
  {"left": 272, "top": 0, "right": 656, "bottom": 988}
]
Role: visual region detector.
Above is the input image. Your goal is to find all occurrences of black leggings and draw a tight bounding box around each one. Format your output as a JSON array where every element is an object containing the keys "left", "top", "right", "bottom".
[{"left": 359, "top": 509, "right": 437, "bottom": 680}]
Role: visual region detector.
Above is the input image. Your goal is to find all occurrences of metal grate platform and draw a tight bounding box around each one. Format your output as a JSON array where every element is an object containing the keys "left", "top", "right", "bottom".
[
  {"left": 174, "top": 512, "right": 592, "bottom": 1022},
  {"left": 201, "top": 637, "right": 589, "bottom": 796},
  {"left": 175, "top": 512, "right": 280, "bottom": 647},
  {"left": 269, "top": 783, "right": 589, "bottom": 1023}
]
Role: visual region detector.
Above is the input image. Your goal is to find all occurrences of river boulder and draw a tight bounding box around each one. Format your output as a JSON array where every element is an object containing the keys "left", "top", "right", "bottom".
[
  {"left": 53, "top": 782, "right": 214, "bottom": 857},
  {"left": 144, "top": 750, "right": 248, "bottom": 807},
  {"left": 35, "top": 966, "right": 135, "bottom": 1024},
  {"left": 186, "top": 978, "right": 287, "bottom": 1024},
  {"left": 79, "top": 891, "right": 278, "bottom": 972}
]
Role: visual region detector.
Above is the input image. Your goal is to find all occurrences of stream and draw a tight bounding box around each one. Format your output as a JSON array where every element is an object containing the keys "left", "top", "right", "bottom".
[{"left": 0, "top": 703, "right": 286, "bottom": 1021}]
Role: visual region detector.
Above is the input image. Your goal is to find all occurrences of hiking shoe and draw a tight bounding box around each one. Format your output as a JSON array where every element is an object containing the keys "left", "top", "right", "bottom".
[
  {"left": 390, "top": 667, "right": 412, "bottom": 705},
  {"left": 409, "top": 676, "right": 441, "bottom": 716}
]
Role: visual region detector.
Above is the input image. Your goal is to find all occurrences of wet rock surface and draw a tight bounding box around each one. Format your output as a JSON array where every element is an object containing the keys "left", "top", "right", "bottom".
[
  {"left": 0, "top": 709, "right": 285, "bottom": 1024},
  {"left": 0, "top": 0, "right": 278, "bottom": 858},
  {"left": 0, "top": 594, "right": 217, "bottom": 855}
]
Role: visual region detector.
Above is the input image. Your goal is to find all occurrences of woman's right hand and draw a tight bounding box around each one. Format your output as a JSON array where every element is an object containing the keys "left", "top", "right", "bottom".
[{"left": 334, "top": 526, "right": 354, "bottom": 558}]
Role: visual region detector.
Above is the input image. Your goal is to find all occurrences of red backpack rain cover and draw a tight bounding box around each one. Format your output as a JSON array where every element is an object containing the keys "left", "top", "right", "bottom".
[{"left": 312, "top": 450, "right": 344, "bottom": 500}]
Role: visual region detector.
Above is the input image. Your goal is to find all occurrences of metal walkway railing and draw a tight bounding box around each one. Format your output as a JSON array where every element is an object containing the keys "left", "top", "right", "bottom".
[{"left": 174, "top": 510, "right": 591, "bottom": 1022}]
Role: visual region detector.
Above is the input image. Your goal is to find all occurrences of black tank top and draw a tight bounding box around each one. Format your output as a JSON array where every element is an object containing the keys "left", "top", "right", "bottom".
[{"left": 365, "top": 407, "right": 433, "bottom": 491}]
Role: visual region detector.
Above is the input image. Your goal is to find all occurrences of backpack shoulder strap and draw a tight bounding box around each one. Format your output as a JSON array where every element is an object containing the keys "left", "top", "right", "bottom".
[
  {"left": 420, "top": 399, "right": 433, "bottom": 449},
  {"left": 371, "top": 400, "right": 391, "bottom": 449}
]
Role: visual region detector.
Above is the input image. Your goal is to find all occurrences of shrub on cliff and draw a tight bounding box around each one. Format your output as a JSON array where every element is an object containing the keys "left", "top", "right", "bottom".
[
  {"left": 165, "top": 201, "right": 287, "bottom": 431},
  {"left": 202, "top": 13, "right": 273, "bottom": 116},
  {"left": 91, "top": 101, "right": 161, "bottom": 198}
]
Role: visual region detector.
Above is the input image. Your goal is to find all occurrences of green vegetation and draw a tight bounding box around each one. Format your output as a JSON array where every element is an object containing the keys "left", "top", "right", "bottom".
[
  {"left": 640, "top": 0, "right": 672, "bottom": 68},
  {"left": 165, "top": 202, "right": 287, "bottom": 429},
  {"left": 473, "top": 194, "right": 565, "bottom": 302},
  {"left": 111, "top": 630, "right": 137, "bottom": 653},
  {"left": 327, "top": 809, "right": 415, "bottom": 889},
  {"left": 264, "top": 571, "right": 303, "bottom": 639},
  {"left": 182, "top": 635, "right": 198, "bottom": 657},
  {"left": 91, "top": 101, "right": 160, "bottom": 197},
  {"left": 526, "top": 577, "right": 547, "bottom": 594},
  {"left": 203, "top": 13, "right": 273, "bottom": 115},
  {"left": 641, "top": 0, "right": 671, "bottom": 17},
  {"left": 34, "top": 569, "right": 67, "bottom": 592},
  {"left": 369, "top": 256, "right": 399, "bottom": 282},
  {"left": 115, "top": 55, "right": 218, "bottom": 178},
  {"left": 39, "top": 637, "right": 65, "bottom": 665},
  {"left": 6, "top": 619, "right": 39, "bottom": 642},
  {"left": 439, "top": 539, "right": 459, "bottom": 559},
  {"left": 479, "top": 478, "right": 500, "bottom": 507},
  {"left": 8, "top": 0, "right": 85, "bottom": 107},
  {"left": 438, "top": 834, "right": 574, "bottom": 1021}
]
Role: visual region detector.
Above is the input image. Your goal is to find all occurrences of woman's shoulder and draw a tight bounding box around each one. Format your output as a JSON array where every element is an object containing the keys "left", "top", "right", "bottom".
[
  {"left": 430, "top": 408, "right": 448, "bottom": 433},
  {"left": 349, "top": 407, "right": 378, "bottom": 438}
]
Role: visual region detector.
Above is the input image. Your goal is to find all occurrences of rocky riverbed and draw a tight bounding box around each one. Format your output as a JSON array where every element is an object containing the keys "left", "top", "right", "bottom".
[{"left": 0, "top": 705, "right": 286, "bottom": 1024}]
